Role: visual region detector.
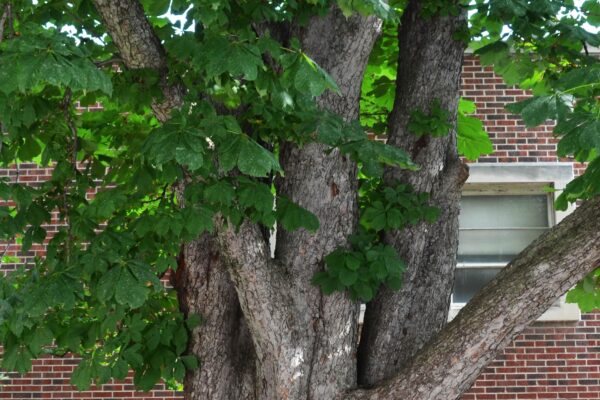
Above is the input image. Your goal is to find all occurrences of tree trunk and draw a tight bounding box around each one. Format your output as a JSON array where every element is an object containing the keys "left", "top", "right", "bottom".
[
  {"left": 215, "top": 9, "right": 382, "bottom": 399},
  {"left": 176, "top": 236, "right": 257, "bottom": 400},
  {"left": 358, "top": 0, "right": 468, "bottom": 385},
  {"left": 91, "top": 3, "right": 257, "bottom": 399},
  {"left": 91, "top": 2, "right": 600, "bottom": 400},
  {"left": 272, "top": 8, "right": 382, "bottom": 399}
]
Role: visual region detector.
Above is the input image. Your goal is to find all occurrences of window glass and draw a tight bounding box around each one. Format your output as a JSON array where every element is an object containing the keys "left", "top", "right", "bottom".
[
  {"left": 453, "top": 267, "right": 503, "bottom": 303},
  {"left": 453, "top": 193, "right": 550, "bottom": 304},
  {"left": 459, "top": 195, "right": 549, "bottom": 229},
  {"left": 458, "top": 228, "right": 547, "bottom": 259}
]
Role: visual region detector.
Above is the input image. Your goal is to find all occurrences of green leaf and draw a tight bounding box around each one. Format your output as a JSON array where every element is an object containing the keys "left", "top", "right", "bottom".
[
  {"left": 96, "top": 266, "right": 121, "bottom": 302},
  {"left": 276, "top": 197, "right": 319, "bottom": 232},
  {"left": 185, "top": 314, "right": 202, "bottom": 330},
  {"left": 112, "top": 359, "right": 129, "bottom": 380},
  {"left": 181, "top": 355, "right": 199, "bottom": 370},
  {"left": 27, "top": 326, "right": 53, "bottom": 354},
  {"left": 135, "top": 366, "right": 161, "bottom": 391},
  {"left": 339, "top": 268, "right": 358, "bottom": 286},
  {"left": 175, "top": 146, "right": 204, "bottom": 171},
  {"left": 294, "top": 54, "right": 340, "bottom": 97},
  {"left": 216, "top": 130, "right": 281, "bottom": 177},
  {"left": 237, "top": 138, "right": 281, "bottom": 177},
  {"left": 204, "top": 181, "right": 235, "bottom": 206},
  {"left": 506, "top": 95, "right": 569, "bottom": 127},
  {"left": 360, "top": 201, "right": 387, "bottom": 231},
  {"left": 458, "top": 112, "right": 494, "bottom": 161},
  {"left": 345, "top": 253, "right": 361, "bottom": 271},
  {"left": 115, "top": 268, "right": 149, "bottom": 309},
  {"left": 71, "top": 362, "right": 93, "bottom": 390},
  {"left": 352, "top": 282, "right": 374, "bottom": 302}
]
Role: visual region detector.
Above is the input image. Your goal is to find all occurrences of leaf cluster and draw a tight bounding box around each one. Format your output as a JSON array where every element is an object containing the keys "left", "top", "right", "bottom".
[
  {"left": 312, "top": 180, "right": 439, "bottom": 301},
  {"left": 407, "top": 99, "right": 453, "bottom": 137}
]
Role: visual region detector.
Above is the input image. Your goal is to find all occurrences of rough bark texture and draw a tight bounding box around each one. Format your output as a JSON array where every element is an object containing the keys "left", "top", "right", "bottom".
[
  {"left": 273, "top": 9, "right": 382, "bottom": 399},
  {"left": 357, "top": 0, "right": 468, "bottom": 385},
  {"left": 93, "top": 0, "right": 184, "bottom": 121},
  {"left": 91, "top": 2, "right": 256, "bottom": 399},
  {"left": 215, "top": 9, "right": 382, "bottom": 399},
  {"left": 176, "top": 236, "right": 256, "bottom": 400},
  {"left": 346, "top": 196, "right": 600, "bottom": 400},
  {"left": 94, "top": 2, "right": 381, "bottom": 399},
  {"left": 93, "top": 0, "right": 165, "bottom": 69}
]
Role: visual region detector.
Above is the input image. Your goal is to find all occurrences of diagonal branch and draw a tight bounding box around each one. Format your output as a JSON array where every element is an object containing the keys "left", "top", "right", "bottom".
[
  {"left": 92, "top": 0, "right": 165, "bottom": 70},
  {"left": 92, "top": 0, "right": 183, "bottom": 121},
  {"left": 346, "top": 195, "right": 600, "bottom": 400}
]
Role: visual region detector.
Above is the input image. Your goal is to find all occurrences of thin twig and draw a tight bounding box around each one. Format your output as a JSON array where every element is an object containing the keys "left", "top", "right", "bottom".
[
  {"left": 61, "top": 88, "right": 78, "bottom": 262},
  {"left": 5, "top": 3, "right": 11, "bottom": 40},
  {"left": 0, "top": 162, "right": 20, "bottom": 270},
  {"left": 0, "top": 3, "right": 9, "bottom": 43}
]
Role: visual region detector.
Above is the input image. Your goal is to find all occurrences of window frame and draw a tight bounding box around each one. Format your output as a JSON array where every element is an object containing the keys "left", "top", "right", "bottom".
[{"left": 448, "top": 163, "right": 580, "bottom": 322}]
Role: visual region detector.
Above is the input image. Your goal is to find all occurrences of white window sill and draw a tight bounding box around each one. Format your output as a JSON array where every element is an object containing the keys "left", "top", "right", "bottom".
[{"left": 448, "top": 301, "right": 580, "bottom": 322}]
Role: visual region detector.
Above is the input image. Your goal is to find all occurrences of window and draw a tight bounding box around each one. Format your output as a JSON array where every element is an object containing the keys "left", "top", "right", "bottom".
[
  {"left": 453, "top": 190, "right": 552, "bottom": 305},
  {"left": 448, "top": 163, "right": 580, "bottom": 321}
]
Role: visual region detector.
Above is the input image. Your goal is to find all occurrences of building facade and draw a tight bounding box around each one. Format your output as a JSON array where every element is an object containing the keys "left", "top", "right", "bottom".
[{"left": 0, "top": 54, "right": 597, "bottom": 399}]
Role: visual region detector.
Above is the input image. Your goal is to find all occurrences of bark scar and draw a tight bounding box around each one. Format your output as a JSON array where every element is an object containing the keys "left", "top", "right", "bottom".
[{"left": 330, "top": 182, "right": 340, "bottom": 198}]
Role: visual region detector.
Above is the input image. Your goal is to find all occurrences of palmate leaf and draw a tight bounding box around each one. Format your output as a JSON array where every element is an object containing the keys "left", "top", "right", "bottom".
[
  {"left": 567, "top": 269, "right": 600, "bottom": 312},
  {"left": 457, "top": 99, "right": 493, "bottom": 160},
  {"left": 506, "top": 95, "right": 572, "bottom": 127},
  {"left": 312, "top": 113, "right": 418, "bottom": 175},
  {"left": 0, "top": 24, "right": 112, "bottom": 96},
  {"left": 216, "top": 130, "right": 282, "bottom": 177},
  {"left": 293, "top": 53, "right": 340, "bottom": 98},
  {"left": 276, "top": 197, "right": 319, "bottom": 232}
]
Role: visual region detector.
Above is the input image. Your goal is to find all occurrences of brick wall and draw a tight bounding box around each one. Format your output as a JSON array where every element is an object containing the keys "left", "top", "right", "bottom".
[
  {"left": 463, "top": 314, "right": 600, "bottom": 400},
  {"left": 0, "top": 54, "right": 596, "bottom": 398},
  {"left": 460, "top": 54, "right": 587, "bottom": 176},
  {"left": 0, "top": 355, "right": 182, "bottom": 399},
  {"left": 459, "top": 54, "right": 598, "bottom": 399}
]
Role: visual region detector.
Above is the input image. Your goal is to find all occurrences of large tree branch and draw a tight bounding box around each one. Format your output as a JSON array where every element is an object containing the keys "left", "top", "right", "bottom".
[
  {"left": 347, "top": 195, "right": 600, "bottom": 399},
  {"left": 91, "top": 2, "right": 278, "bottom": 398},
  {"left": 358, "top": 0, "right": 468, "bottom": 384},
  {"left": 176, "top": 235, "right": 256, "bottom": 400},
  {"left": 92, "top": 0, "right": 183, "bottom": 120},
  {"left": 92, "top": 0, "right": 165, "bottom": 69},
  {"left": 92, "top": 0, "right": 274, "bottom": 312}
]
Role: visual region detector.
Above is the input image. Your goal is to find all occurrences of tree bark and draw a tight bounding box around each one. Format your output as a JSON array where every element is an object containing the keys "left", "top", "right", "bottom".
[
  {"left": 91, "top": 2, "right": 257, "bottom": 399},
  {"left": 176, "top": 236, "right": 256, "bottom": 400},
  {"left": 216, "top": 9, "right": 382, "bottom": 399},
  {"left": 357, "top": 0, "right": 468, "bottom": 385},
  {"left": 272, "top": 8, "right": 382, "bottom": 399},
  {"left": 346, "top": 195, "right": 600, "bottom": 399},
  {"left": 93, "top": 0, "right": 184, "bottom": 121},
  {"left": 93, "top": 2, "right": 381, "bottom": 399}
]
